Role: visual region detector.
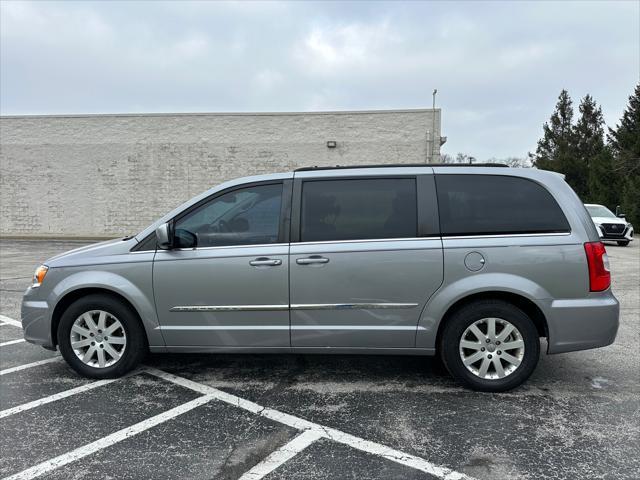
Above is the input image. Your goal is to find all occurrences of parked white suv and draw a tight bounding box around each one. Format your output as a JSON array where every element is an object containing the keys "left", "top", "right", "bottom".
[{"left": 585, "top": 204, "right": 634, "bottom": 246}]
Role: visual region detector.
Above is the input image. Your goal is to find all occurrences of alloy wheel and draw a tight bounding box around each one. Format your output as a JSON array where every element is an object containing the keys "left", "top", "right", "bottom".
[
  {"left": 459, "top": 317, "right": 525, "bottom": 380},
  {"left": 70, "top": 310, "right": 127, "bottom": 368}
]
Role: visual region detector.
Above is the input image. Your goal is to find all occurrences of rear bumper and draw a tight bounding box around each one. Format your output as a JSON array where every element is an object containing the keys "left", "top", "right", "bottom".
[
  {"left": 545, "top": 293, "right": 619, "bottom": 354},
  {"left": 21, "top": 287, "right": 55, "bottom": 349}
]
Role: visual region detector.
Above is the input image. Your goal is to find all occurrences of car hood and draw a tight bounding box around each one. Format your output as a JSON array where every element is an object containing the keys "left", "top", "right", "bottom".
[
  {"left": 591, "top": 216, "right": 627, "bottom": 225},
  {"left": 45, "top": 237, "right": 140, "bottom": 268}
]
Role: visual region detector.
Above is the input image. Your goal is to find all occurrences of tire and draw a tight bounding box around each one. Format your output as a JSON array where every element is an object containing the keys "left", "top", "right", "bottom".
[
  {"left": 57, "top": 294, "right": 147, "bottom": 378},
  {"left": 617, "top": 241, "right": 629, "bottom": 247},
  {"left": 439, "top": 300, "right": 540, "bottom": 392}
]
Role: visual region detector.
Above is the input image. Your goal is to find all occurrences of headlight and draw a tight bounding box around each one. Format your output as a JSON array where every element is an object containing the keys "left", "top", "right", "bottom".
[{"left": 33, "top": 265, "right": 48, "bottom": 287}]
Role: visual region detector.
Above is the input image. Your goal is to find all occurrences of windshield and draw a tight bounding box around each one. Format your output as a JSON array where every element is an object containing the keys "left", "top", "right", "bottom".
[{"left": 586, "top": 205, "right": 616, "bottom": 218}]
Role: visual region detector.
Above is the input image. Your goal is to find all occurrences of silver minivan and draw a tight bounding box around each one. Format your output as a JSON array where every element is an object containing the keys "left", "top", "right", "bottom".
[{"left": 21, "top": 165, "right": 619, "bottom": 391}]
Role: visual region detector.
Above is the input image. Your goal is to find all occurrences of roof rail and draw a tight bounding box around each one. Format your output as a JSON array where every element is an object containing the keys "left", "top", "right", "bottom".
[{"left": 294, "top": 163, "right": 509, "bottom": 172}]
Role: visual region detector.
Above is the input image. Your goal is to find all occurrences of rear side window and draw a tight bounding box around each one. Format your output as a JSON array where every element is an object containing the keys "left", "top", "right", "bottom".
[
  {"left": 300, "top": 178, "right": 417, "bottom": 242},
  {"left": 436, "top": 175, "right": 570, "bottom": 236}
]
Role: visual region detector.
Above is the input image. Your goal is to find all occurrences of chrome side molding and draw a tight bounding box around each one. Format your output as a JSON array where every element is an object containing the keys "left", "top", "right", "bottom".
[
  {"left": 290, "top": 303, "right": 419, "bottom": 310},
  {"left": 170, "top": 303, "right": 419, "bottom": 313},
  {"left": 170, "top": 305, "right": 288, "bottom": 312}
]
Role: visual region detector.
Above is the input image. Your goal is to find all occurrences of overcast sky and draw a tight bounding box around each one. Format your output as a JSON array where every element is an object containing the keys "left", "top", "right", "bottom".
[{"left": 1, "top": 1, "right": 638, "bottom": 160}]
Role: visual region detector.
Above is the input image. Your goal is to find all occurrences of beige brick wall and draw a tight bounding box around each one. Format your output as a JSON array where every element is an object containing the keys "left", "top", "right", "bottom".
[{"left": 0, "top": 109, "right": 441, "bottom": 238}]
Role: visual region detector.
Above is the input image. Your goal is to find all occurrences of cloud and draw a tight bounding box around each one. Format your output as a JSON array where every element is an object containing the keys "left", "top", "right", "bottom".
[
  {"left": 295, "top": 19, "right": 398, "bottom": 73},
  {"left": 254, "top": 69, "right": 284, "bottom": 92},
  {"left": 1, "top": 0, "right": 638, "bottom": 160}
]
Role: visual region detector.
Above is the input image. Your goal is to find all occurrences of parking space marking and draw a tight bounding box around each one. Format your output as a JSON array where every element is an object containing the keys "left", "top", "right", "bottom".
[
  {"left": 145, "top": 367, "right": 317, "bottom": 430},
  {"left": 238, "top": 429, "right": 323, "bottom": 480},
  {"left": 0, "top": 315, "right": 21, "bottom": 327},
  {"left": 4, "top": 393, "right": 216, "bottom": 480},
  {"left": 0, "top": 368, "right": 145, "bottom": 419},
  {"left": 0, "top": 357, "right": 61, "bottom": 376},
  {"left": 0, "top": 339, "right": 25, "bottom": 347},
  {"left": 145, "top": 367, "right": 474, "bottom": 480},
  {"left": 0, "top": 378, "right": 117, "bottom": 419}
]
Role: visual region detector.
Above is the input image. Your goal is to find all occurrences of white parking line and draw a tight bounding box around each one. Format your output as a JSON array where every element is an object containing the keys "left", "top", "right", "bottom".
[
  {"left": 0, "top": 378, "right": 117, "bottom": 419},
  {"left": 145, "top": 367, "right": 474, "bottom": 480},
  {"left": 146, "top": 367, "right": 320, "bottom": 430},
  {"left": 0, "top": 357, "right": 61, "bottom": 376},
  {"left": 4, "top": 394, "right": 216, "bottom": 480},
  {"left": 238, "top": 429, "right": 322, "bottom": 480},
  {"left": 0, "top": 315, "right": 22, "bottom": 327},
  {"left": 0, "top": 369, "right": 145, "bottom": 419},
  {"left": 0, "top": 339, "right": 25, "bottom": 347}
]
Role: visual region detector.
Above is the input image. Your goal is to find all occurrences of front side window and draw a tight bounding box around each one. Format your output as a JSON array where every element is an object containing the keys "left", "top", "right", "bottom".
[
  {"left": 174, "top": 183, "right": 283, "bottom": 247},
  {"left": 436, "top": 174, "right": 570, "bottom": 236},
  {"left": 300, "top": 178, "right": 417, "bottom": 242}
]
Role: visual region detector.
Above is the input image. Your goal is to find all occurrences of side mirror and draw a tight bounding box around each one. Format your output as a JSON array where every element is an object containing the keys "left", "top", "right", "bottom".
[
  {"left": 174, "top": 228, "right": 197, "bottom": 249},
  {"left": 617, "top": 213, "right": 626, "bottom": 219},
  {"left": 155, "top": 223, "right": 173, "bottom": 250}
]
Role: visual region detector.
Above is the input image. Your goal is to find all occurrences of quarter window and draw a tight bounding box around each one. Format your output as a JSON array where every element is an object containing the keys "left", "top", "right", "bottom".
[
  {"left": 300, "top": 178, "right": 417, "bottom": 242},
  {"left": 174, "top": 183, "right": 283, "bottom": 247},
  {"left": 435, "top": 175, "right": 570, "bottom": 236}
]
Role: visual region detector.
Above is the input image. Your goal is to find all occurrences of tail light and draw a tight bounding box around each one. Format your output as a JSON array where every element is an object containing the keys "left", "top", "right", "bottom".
[{"left": 584, "top": 242, "right": 610, "bottom": 292}]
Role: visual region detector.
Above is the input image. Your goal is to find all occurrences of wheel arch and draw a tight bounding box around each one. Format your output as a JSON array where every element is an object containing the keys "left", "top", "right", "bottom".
[
  {"left": 46, "top": 268, "right": 164, "bottom": 348},
  {"left": 51, "top": 287, "right": 144, "bottom": 347},
  {"left": 433, "top": 291, "right": 549, "bottom": 353}
]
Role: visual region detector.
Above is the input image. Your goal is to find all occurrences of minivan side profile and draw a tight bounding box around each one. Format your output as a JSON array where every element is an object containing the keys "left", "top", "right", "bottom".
[{"left": 21, "top": 165, "right": 619, "bottom": 392}]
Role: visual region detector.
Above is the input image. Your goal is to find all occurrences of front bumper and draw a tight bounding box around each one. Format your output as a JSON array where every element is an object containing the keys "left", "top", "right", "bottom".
[
  {"left": 21, "top": 286, "right": 55, "bottom": 349},
  {"left": 596, "top": 224, "right": 634, "bottom": 242},
  {"left": 545, "top": 293, "right": 619, "bottom": 354}
]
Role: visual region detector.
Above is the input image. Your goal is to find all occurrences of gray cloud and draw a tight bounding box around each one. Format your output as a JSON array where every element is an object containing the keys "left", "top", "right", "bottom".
[{"left": 1, "top": 0, "right": 638, "bottom": 159}]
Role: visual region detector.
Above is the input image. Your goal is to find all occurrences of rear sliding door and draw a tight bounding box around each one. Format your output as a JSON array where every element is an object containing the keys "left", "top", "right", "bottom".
[{"left": 289, "top": 174, "right": 443, "bottom": 349}]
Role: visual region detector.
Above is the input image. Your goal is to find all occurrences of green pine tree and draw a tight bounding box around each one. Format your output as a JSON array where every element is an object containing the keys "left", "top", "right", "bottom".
[
  {"left": 574, "top": 94, "right": 616, "bottom": 205},
  {"left": 587, "top": 147, "right": 618, "bottom": 208},
  {"left": 608, "top": 84, "right": 640, "bottom": 226},
  {"left": 530, "top": 90, "right": 581, "bottom": 193}
]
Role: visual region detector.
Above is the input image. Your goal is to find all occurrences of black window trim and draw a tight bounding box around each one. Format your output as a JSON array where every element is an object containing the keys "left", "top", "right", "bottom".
[
  {"left": 132, "top": 172, "right": 571, "bottom": 250},
  {"left": 433, "top": 173, "right": 572, "bottom": 237},
  {"left": 290, "top": 175, "right": 437, "bottom": 244},
  {"left": 130, "top": 179, "right": 292, "bottom": 252},
  {"left": 130, "top": 232, "right": 158, "bottom": 252}
]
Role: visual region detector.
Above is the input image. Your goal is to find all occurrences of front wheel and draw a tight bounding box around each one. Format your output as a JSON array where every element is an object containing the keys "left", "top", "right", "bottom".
[
  {"left": 439, "top": 300, "right": 540, "bottom": 392},
  {"left": 617, "top": 241, "right": 630, "bottom": 247},
  {"left": 57, "top": 294, "right": 147, "bottom": 378}
]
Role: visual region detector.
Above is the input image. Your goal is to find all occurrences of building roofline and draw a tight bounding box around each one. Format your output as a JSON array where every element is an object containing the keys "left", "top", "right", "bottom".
[{"left": 0, "top": 108, "right": 440, "bottom": 120}]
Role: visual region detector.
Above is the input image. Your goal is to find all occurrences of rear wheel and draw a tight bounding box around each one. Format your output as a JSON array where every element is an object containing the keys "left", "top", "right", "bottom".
[
  {"left": 439, "top": 300, "right": 540, "bottom": 392},
  {"left": 617, "top": 240, "right": 629, "bottom": 247},
  {"left": 57, "top": 294, "right": 147, "bottom": 378}
]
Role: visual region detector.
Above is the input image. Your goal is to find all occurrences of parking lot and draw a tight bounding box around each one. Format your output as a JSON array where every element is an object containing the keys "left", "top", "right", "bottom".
[{"left": 0, "top": 239, "right": 638, "bottom": 480}]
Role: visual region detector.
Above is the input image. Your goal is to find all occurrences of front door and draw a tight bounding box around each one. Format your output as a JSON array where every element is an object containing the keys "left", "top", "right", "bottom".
[
  {"left": 289, "top": 175, "right": 443, "bottom": 348},
  {"left": 153, "top": 181, "right": 291, "bottom": 347}
]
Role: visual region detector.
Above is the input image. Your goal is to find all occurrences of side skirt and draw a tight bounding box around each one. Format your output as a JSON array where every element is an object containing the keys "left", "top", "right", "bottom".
[{"left": 149, "top": 346, "right": 436, "bottom": 356}]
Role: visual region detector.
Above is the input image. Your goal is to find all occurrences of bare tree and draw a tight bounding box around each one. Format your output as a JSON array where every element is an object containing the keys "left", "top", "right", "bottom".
[{"left": 487, "top": 157, "right": 532, "bottom": 168}]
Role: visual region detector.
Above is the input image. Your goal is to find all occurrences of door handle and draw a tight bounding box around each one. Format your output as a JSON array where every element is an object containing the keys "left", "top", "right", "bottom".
[
  {"left": 249, "top": 257, "right": 282, "bottom": 267},
  {"left": 296, "top": 256, "right": 330, "bottom": 265}
]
